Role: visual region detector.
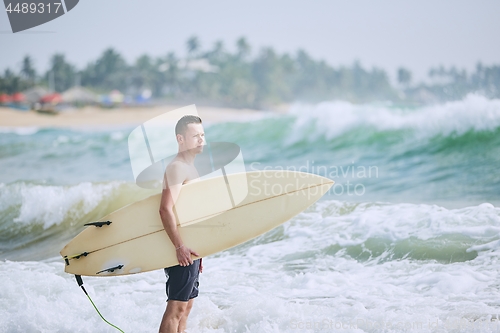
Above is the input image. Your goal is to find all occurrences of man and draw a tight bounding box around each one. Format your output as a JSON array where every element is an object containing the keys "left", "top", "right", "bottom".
[{"left": 158, "top": 115, "right": 205, "bottom": 333}]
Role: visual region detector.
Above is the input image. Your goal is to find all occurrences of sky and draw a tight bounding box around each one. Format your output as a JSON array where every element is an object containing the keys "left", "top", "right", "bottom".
[{"left": 1, "top": 0, "right": 499, "bottom": 84}]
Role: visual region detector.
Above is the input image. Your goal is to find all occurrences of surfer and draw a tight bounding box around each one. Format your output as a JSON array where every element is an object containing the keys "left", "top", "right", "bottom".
[{"left": 158, "top": 115, "right": 205, "bottom": 333}]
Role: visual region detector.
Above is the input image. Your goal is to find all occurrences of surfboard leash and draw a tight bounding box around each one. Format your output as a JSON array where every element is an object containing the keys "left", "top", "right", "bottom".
[{"left": 74, "top": 275, "right": 125, "bottom": 333}]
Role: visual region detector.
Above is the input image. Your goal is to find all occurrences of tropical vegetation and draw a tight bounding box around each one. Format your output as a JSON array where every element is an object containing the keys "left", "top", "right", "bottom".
[{"left": 1, "top": 37, "right": 499, "bottom": 108}]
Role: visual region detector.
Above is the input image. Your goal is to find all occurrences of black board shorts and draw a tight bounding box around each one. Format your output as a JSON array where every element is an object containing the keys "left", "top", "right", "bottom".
[{"left": 164, "top": 259, "right": 200, "bottom": 302}]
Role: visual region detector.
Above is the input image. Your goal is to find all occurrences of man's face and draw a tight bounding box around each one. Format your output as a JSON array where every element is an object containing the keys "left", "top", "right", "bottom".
[{"left": 179, "top": 123, "right": 205, "bottom": 153}]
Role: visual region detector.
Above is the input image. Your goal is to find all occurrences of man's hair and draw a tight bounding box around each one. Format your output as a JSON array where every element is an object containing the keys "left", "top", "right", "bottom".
[{"left": 175, "top": 115, "right": 202, "bottom": 136}]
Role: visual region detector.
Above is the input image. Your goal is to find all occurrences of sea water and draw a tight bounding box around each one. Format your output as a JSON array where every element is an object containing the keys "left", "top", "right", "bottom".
[{"left": 1, "top": 94, "right": 500, "bottom": 332}]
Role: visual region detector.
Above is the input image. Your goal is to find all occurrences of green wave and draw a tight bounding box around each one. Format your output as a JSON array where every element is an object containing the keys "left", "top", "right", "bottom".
[
  {"left": 323, "top": 235, "right": 480, "bottom": 263},
  {"left": 0, "top": 182, "right": 158, "bottom": 261}
]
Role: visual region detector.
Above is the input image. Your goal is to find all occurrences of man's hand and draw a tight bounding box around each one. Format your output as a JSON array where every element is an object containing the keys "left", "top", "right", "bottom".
[{"left": 176, "top": 245, "right": 199, "bottom": 266}]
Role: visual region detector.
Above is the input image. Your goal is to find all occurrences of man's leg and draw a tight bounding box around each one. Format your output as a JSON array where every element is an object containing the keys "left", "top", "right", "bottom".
[
  {"left": 159, "top": 300, "right": 188, "bottom": 333},
  {"left": 178, "top": 298, "right": 194, "bottom": 332},
  {"left": 160, "top": 260, "right": 200, "bottom": 332}
]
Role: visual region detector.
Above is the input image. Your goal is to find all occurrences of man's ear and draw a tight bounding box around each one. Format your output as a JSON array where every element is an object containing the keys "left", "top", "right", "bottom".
[{"left": 176, "top": 134, "right": 183, "bottom": 144}]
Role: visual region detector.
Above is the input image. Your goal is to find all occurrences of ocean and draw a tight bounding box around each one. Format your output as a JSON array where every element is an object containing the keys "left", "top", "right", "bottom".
[{"left": 1, "top": 94, "right": 500, "bottom": 332}]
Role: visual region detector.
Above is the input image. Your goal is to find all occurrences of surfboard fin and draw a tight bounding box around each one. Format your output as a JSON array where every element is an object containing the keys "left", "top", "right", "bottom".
[
  {"left": 96, "top": 265, "right": 124, "bottom": 275},
  {"left": 64, "top": 252, "right": 89, "bottom": 265},
  {"left": 84, "top": 221, "right": 112, "bottom": 227}
]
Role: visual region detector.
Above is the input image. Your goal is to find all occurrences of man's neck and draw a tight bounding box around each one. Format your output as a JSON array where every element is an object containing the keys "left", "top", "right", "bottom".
[{"left": 176, "top": 150, "right": 196, "bottom": 165}]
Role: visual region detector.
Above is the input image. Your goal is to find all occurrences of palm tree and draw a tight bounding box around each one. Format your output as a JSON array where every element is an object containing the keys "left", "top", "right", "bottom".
[
  {"left": 236, "top": 37, "right": 250, "bottom": 59},
  {"left": 46, "top": 54, "right": 76, "bottom": 92},
  {"left": 81, "top": 48, "right": 128, "bottom": 90},
  {"left": 186, "top": 36, "right": 200, "bottom": 58},
  {"left": 21, "top": 55, "right": 36, "bottom": 86},
  {"left": 205, "top": 40, "right": 225, "bottom": 63},
  {"left": 2, "top": 69, "right": 22, "bottom": 94},
  {"left": 96, "top": 48, "right": 127, "bottom": 80},
  {"left": 397, "top": 67, "right": 412, "bottom": 89}
]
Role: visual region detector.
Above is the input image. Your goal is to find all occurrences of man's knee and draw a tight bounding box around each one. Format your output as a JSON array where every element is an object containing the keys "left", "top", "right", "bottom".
[{"left": 167, "top": 301, "right": 189, "bottom": 320}]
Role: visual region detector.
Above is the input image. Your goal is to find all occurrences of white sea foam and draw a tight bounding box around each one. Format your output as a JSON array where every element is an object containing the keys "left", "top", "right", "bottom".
[
  {"left": 1, "top": 201, "right": 500, "bottom": 332},
  {"left": 0, "top": 126, "right": 40, "bottom": 135},
  {"left": 1, "top": 249, "right": 499, "bottom": 332},
  {"left": 288, "top": 94, "right": 500, "bottom": 143},
  {"left": 300, "top": 200, "right": 500, "bottom": 249}
]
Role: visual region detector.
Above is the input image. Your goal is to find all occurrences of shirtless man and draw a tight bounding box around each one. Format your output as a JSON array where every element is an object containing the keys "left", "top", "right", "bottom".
[{"left": 158, "top": 115, "right": 205, "bottom": 333}]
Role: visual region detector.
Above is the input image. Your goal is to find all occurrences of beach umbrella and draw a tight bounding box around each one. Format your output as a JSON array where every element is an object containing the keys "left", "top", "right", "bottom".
[
  {"left": 23, "top": 86, "right": 49, "bottom": 104},
  {"left": 11, "top": 92, "right": 25, "bottom": 103},
  {"left": 0, "top": 94, "right": 12, "bottom": 104},
  {"left": 61, "top": 86, "right": 98, "bottom": 104},
  {"left": 109, "top": 90, "right": 124, "bottom": 103},
  {"left": 40, "top": 93, "right": 63, "bottom": 104},
  {"left": 135, "top": 89, "right": 152, "bottom": 103}
]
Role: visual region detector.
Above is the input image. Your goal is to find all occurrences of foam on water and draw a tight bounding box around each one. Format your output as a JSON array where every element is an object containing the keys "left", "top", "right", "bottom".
[
  {"left": 313, "top": 201, "right": 500, "bottom": 245},
  {"left": 3, "top": 200, "right": 499, "bottom": 332},
  {"left": 0, "top": 126, "right": 40, "bottom": 136}
]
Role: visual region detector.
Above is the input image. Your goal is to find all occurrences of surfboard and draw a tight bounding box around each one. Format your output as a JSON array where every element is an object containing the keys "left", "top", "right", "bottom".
[{"left": 60, "top": 170, "right": 334, "bottom": 277}]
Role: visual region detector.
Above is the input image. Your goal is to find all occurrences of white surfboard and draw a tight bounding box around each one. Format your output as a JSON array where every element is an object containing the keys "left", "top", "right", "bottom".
[{"left": 60, "top": 170, "right": 333, "bottom": 276}]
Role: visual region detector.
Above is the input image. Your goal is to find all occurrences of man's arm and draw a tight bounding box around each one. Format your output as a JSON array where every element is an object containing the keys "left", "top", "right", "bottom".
[{"left": 159, "top": 162, "right": 199, "bottom": 266}]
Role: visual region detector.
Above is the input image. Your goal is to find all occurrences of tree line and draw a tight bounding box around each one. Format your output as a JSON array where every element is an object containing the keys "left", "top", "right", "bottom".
[{"left": 1, "top": 36, "right": 499, "bottom": 108}]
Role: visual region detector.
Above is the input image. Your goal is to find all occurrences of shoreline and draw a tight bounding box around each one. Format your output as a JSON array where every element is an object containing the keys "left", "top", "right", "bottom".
[{"left": 0, "top": 105, "right": 278, "bottom": 129}]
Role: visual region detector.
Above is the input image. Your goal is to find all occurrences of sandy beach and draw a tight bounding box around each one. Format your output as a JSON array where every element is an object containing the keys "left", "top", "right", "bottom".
[{"left": 0, "top": 105, "right": 273, "bottom": 128}]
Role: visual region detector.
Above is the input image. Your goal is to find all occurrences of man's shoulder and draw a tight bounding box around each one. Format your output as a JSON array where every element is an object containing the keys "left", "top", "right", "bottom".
[
  {"left": 165, "top": 160, "right": 188, "bottom": 181},
  {"left": 167, "top": 160, "right": 186, "bottom": 172}
]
